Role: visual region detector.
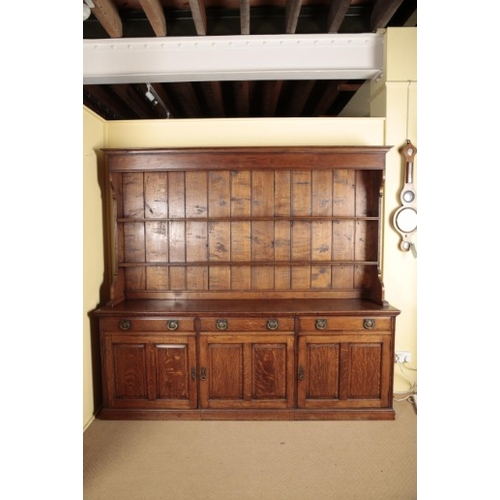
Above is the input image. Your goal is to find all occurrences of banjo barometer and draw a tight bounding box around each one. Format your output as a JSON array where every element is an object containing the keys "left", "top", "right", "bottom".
[{"left": 393, "top": 140, "right": 417, "bottom": 253}]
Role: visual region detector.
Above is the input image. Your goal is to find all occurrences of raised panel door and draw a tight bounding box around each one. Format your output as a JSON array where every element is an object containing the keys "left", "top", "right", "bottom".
[
  {"left": 199, "top": 334, "right": 295, "bottom": 409},
  {"left": 103, "top": 334, "right": 197, "bottom": 410},
  {"left": 297, "top": 332, "right": 393, "bottom": 409}
]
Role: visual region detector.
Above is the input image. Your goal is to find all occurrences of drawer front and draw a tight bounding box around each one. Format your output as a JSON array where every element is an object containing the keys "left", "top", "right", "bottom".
[
  {"left": 299, "top": 316, "right": 391, "bottom": 332},
  {"left": 199, "top": 317, "right": 294, "bottom": 332},
  {"left": 101, "top": 317, "right": 195, "bottom": 333}
]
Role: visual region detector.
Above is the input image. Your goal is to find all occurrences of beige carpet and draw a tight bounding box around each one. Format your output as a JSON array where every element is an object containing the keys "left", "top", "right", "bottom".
[{"left": 83, "top": 400, "right": 416, "bottom": 500}]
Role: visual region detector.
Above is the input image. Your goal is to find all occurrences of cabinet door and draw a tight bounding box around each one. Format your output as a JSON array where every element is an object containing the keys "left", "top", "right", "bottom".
[
  {"left": 199, "top": 334, "right": 295, "bottom": 409},
  {"left": 103, "top": 334, "right": 197, "bottom": 410},
  {"left": 297, "top": 333, "right": 393, "bottom": 409}
]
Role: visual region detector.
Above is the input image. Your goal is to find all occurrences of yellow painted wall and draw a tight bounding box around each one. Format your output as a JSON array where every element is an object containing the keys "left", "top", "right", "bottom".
[
  {"left": 83, "top": 107, "right": 106, "bottom": 430},
  {"left": 105, "top": 117, "right": 384, "bottom": 148},
  {"left": 82, "top": 28, "right": 417, "bottom": 427},
  {"left": 381, "top": 28, "right": 417, "bottom": 394}
]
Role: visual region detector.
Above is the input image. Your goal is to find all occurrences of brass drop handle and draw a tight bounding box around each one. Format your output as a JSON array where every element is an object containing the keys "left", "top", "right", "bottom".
[
  {"left": 167, "top": 320, "right": 179, "bottom": 331},
  {"left": 315, "top": 319, "right": 327, "bottom": 330},
  {"left": 191, "top": 367, "right": 196, "bottom": 381},
  {"left": 363, "top": 319, "right": 376, "bottom": 330},
  {"left": 200, "top": 367, "right": 207, "bottom": 381},
  {"left": 267, "top": 319, "right": 279, "bottom": 330},
  {"left": 298, "top": 367, "right": 305, "bottom": 380},
  {"left": 119, "top": 319, "right": 132, "bottom": 331},
  {"left": 216, "top": 319, "right": 228, "bottom": 330}
]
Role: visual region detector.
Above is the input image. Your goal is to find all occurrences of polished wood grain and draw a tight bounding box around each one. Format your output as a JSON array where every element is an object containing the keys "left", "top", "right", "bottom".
[{"left": 96, "top": 146, "right": 399, "bottom": 420}]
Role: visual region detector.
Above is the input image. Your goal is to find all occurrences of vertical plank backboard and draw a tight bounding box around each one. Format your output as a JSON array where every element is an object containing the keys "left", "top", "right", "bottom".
[
  {"left": 355, "top": 170, "right": 382, "bottom": 217},
  {"left": 312, "top": 170, "right": 333, "bottom": 216},
  {"left": 333, "top": 170, "right": 355, "bottom": 217},
  {"left": 122, "top": 174, "right": 146, "bottom": 291},
  {"left": 144, "top": 172, "right": 168, "bottom": 218},
  {"left": 231, "top": 171, "right": 251, "bottom": 217},
  {"left": 186, "top": 171, "right": 208, "bottom": 218},
  {"left": 208, "top": 171, "right": 231, "bottom": 290},
  {"left": 124, "top": 222, "right": 145, "bottom": 263},
  {"left": 123, "top": 173, "right": 144, "bottom": 218},
  {"left": 145, "top": 221, "right": 168, "bottom": 262},
  {"left": 169, "top": 223, "right": 186, "bottom": 262},
  {"left": 291, "top": 171, "right": 311, "bottom": 216},
  {"left": 333, "top": 220, "right": 355, "bottom": 288},
  {"left": 355, "top": 221, "right": 379, "bottom": 262},
  {"left": 231, "top": 171, "right": 252, "bottom": 289},
  {"left": 125, "top": 267, "right": 146, "bottom": 290},
  {"left": 185, "top": 172, "right": 208, "bottom": 289},
  {"left": 168, "top": 172, "right": 186, "bottom": 289},
  {"left": 274, "top": 171, "right": 291, "bottom": 289},
  {"left": 186, "top": 221, "right": 208, "bottom": 290},
  {"left": 146, "top": 265, "right": 169, "bottom": 290},
  {"left": 354, "top": 265, "right": 378, "bottom": 290},
  {"left": 169, "top": 221, "right": 186, "bottom": 289},
  {"left": 291, "top": 171, "right": 311, "bottom": 289},
  {"left": 311, "top": 171, "right": 333, "bottom": 288},
  {"left": 144, "top": 173, "right": 168, "bottom": 276},
  {"left": 106, "top": 147, "right": 389, "bottom": 299},
  {"left": 231, "top": 221, "right": 251, "bottom": 290},
  {"left": 311, "top": 220, "right": 332, "bottom": 289},
  {"left": 252, "top": 220, "right": 274, "bottom": 290},
  {"left": 251, "top": 171, "right": 275, "bottom": 289}
]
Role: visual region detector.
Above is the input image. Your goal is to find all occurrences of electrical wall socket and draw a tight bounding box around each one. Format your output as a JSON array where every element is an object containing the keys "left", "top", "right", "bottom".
[{"left": 395, "top": 350, "right": 412, "bottom": 363}]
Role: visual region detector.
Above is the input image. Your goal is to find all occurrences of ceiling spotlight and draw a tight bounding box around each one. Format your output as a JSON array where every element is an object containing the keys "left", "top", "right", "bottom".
[{"left": 144, "top": 83, "right": 171, "bottom": 118}]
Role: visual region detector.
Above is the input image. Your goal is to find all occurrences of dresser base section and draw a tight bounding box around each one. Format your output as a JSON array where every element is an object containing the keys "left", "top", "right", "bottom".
[{"left": 97, "top": 408, "right": 396, "bottom": 421}]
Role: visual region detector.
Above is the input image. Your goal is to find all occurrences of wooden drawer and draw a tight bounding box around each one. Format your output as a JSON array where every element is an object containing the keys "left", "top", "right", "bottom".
[
  {"left": 101, "top": 317, "right": 195, "bottom": 333},
  {"left": 199, "top": 317, "right": 294, "bottom": 332},
  {"left": 299, "top": 316, "right": 391, "bottom": 332}
]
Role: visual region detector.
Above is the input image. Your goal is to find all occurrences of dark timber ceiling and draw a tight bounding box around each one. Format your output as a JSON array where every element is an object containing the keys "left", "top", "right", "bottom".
[{"left": 83, "top": 0, "right": 417, "bottom": 120}]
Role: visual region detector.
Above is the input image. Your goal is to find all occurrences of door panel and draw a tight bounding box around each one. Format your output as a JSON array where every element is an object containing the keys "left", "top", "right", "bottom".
[{"left": 199, "top": 334, "right": 294, "bottom": 409}]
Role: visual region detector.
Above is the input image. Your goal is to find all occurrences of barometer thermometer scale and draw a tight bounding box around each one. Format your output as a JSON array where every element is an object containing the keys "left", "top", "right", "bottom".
[{"left": 393, "top": 140, "right": 417, "bottom": 255}]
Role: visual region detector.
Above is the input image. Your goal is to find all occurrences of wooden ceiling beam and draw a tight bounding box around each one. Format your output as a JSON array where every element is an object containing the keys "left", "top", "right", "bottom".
[
  {"left": 337, "top": 82, "right": 363, "bottom": 91},
  {"left": 167, "top": 82, "right": 204, "bottom": 117},
  {"left": 403, "top": 9, "right": 417, "bottom": 27},
  {"left": 110, "top": 84, "right": 152, "bottom": 117},
  {"left": 139, "top": 0, "right": 167, "bottom": 37},
  {"left": 327, "top": 0, "right": 351, "bottom": 33},
  {"left": 83, "top": 85, "right": 130, "bottom": 119},
  {"left": 210, "top": 82, "right": 226, "bottom": 117},
  {"left": 189, "top": 0, "right": 208, "bottom": 35},
  {"left": 240, "top": 0, "right": 250, "bottom": 35},
  {"left": 234, "top": 81, "right": 250, "bottom": 117},
  {"left": 150, "top": 83, "right": 180, "bottom": 118},
  {"left": 312, "top": 81, "right": 341, "bottom": 116},
  {"left": 197, "top": 82, "right": 226, "bottom": 117},
  {"left": 285, "top": 0, "right": 303, "bottom": 34},
  {"left": 286, "top": 80, "right": 315, "bottom": 116},
  {"left": 90, "top": 0, "right": 123, "bottom": 38},
  {"left": 261, "top": 81, "right": 282, "bottom": 117},
  {"left": 371, "top": 0, "right": 405, "bottom": 31}
]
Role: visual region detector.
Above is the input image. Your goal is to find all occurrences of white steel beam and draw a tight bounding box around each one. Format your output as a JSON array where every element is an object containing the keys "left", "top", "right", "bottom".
[{"left": 83, "top": 33, "right": 384, "bottom": 84}]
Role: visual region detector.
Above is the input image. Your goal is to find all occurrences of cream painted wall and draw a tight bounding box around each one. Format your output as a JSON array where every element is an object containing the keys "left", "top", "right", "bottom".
[
  {"left": 383, "top": 83, "right": 417, "bottom": 393},
  {"left": 83, "top": 107, "right": 107, "bottom": 430},
  {"left": 105, "top": 117, "right": 384, "bottom": 148},
  {"left": 386, "top": 28, "right": 417, "bottom": 82},
  {"left": 380, "top": 28, "right": 417, "bottom": 393},
  {"left": 82, "top": 27, "right": 417, "bottom": 427}
]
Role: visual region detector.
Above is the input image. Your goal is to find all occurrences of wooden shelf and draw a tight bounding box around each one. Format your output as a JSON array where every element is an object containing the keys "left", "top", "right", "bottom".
[{"left": 117, "top": 217, "right": 380, "bottom": 222}]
